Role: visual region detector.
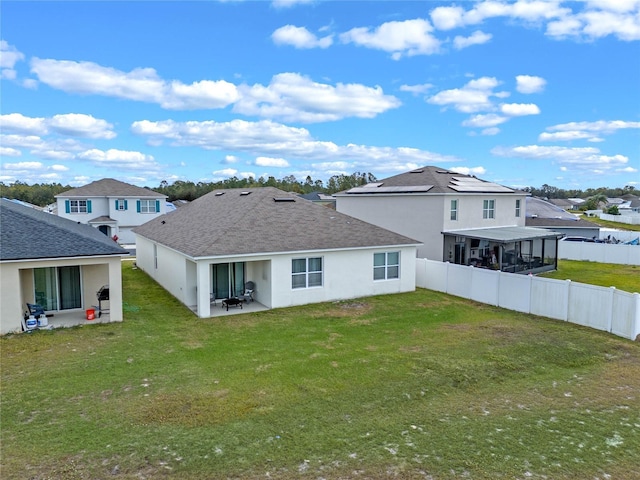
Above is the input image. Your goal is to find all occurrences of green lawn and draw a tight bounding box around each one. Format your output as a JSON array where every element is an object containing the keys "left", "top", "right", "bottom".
[
  {"left": 541, "top": 260, "right": 640, "bottom": 293},
  {"left": 578, "top": 214, "right": 640, "bottom": 232},
  {"left": 2, "top": 265, "right": 640, "bottom": 479}
]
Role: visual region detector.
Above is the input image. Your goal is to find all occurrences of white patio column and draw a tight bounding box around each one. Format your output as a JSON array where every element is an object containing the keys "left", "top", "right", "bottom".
[
  {"left": 108, "top": 258, "right": 123, "bottom": 322},
  {"left": 196, "top": 261, "right": 211, "bottom": 318}
]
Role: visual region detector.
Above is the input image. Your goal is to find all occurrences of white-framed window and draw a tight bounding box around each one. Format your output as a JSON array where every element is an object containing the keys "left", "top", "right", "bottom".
[
  {"left": 515, "top": 199, "right": 521, "bottom": 217},
  {"left": 450, "top": 199, "right": 458, "bottom": 221},
  {"left": 138, "top": 199, "right": 157, "bottom": 213},
  {"left": 374, "top": 252, "right": 400, "bottom": 280},
  {"left": 292, "top": 257, "right": 323, "bottom": 289},
  {"left": 69, "top": 200, "right": 88, "bottom": 213},
  {"left": 483, "top": 199, "right": 495, "bottom": 219},
  {"left": 116, "top": 199, "right": 127, "bottom": 211}
]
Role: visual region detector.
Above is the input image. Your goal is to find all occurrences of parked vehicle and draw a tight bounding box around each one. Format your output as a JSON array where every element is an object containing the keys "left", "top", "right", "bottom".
[{"left": 560, "top": 236, "right": 603, "bottom": 243}]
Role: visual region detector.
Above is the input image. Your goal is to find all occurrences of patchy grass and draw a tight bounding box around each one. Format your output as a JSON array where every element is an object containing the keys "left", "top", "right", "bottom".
[
  {"left": 540, "top": 259, "right": 640, "bottom": 293},
  {"left": 2, "top": 264, "right": 640, "bottom": 479}
]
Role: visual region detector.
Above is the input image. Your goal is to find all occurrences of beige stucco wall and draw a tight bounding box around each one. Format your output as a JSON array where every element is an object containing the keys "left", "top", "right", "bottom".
[{"left": 0, "top": 256, "right": 124, "bottom": 335}]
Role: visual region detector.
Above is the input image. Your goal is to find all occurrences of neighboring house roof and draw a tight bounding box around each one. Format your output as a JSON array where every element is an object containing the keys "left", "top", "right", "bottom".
[
  {"left": 547, "top": 198, "right": 576, "bottom": 208},
  {"left": 526, "top": 197, "right": 579, "bottom": 221},
  {"left": 55, "top": 178, "right": 166, "bottom": 199},
  {"left": 621, "top": 194, "right": 640, "bottom": 207},
  {"left": 525, "top": 197, "right": 597, "bottom": 230},
  {"left": 133, "top": 187, "right": 420, "bottom": 258},
  {"left": 337, "top": 166, "right": 527, "bottom": 195},
  {"left": 0, "top": 198, "right": 129, "bottom": 261}
]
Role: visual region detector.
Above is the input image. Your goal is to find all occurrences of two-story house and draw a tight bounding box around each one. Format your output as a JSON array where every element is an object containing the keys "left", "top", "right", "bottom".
[
  {"left": 335, "top": 166, "right": 561, "bottom": 274},
  {"left": 55, "top": 178, "right": 167, "bottom": 244}
]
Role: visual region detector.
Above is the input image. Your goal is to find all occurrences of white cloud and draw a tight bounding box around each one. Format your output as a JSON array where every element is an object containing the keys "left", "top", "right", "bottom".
[
  {"left": 516, "top": 75, "right": 547, "bottom": 94},
  {"left": 235, "top": 72, "right": 401, "bottom": 123},
  {"left": 271, "top": 0, "right": 314, "bottom": 8},
  {"left": 462, "top": 113, "right": 508, "bottom": 128},
  {"left": 131, "top": 118, "right": 461, "bottom": 165},
  {"left": 49, "top": 113, "right": 116, "bottom": 139},
  {"left": 428, "top": 76, "right": 501, "bottom": 113},
  {"left": 223, "top": 155, "right": 239, "bottom": 164},
  {"left": 0, "top": 113, "right": 47, "bottom": 135},
  {"left": 453, "top": 30, "right": 492, "bottom": 49},
  {"left": 539, "top": 131, "right": 604, "bottom": 142},
  {"left": 492, "top": 144, "right": 629, "bottom": 175},
  {"left": 430, "top": 6, "right": 465, "bottom": 30},
  {"left": 399, "top": 83, "right": 434, "bottom": 95},
  {"left": 340, "top": 18, "right": 440, "bottom": 59},
  {"left": 500, "top": 103, "right": 541, "bottom": 116},
  {"left": 165, "top": 80, "right": 240, "bottom": 109},
  {"left": 77, "top": 148, "right": 161, "bottom": 171},
  {"left": 272, "top": 25, "right": 333, "bottom": 48},
  {"left": 1, "top": 161, "right": 43, "bottom": 170},
  {"left": 0, "top": 41, "right": 25, "bottom": 79},
  {"left": 50, "top": 164, "right": 69, "bottom": 171},
  {"left": 428, "top": 0, "right": 640, "bottom": 41},
  {"left": 255, "top": 156, "right": 290, "bottom": 167},
  {"left": 450, "top": 166, "right": 487, "bottom": 176},
  {"left": 30, "top": 58, "right": 238, "bottom": 110},
  {"left": 213, "top": 168, "right": 238, "bottom": 177},
  {"left": 0, "top": 147, "right": 22, "bottom": 157},
  {"left": 539, "top": 120, "right": 640, "bottom": 142},
  {"left": 481, "top": 127, "right": 501, "bottom": 136}
]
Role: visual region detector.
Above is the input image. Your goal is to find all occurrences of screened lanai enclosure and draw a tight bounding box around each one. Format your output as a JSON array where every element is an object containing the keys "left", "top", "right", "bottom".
[{"left": 443, "top": 226, "right": 562, "bottom": 274}]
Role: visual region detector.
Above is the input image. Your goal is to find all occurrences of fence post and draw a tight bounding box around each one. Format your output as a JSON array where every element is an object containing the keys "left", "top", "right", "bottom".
[
  {"left": 633, "top": 293, "right": 640, "bottom": 342},
  {"left": 445, "top": 261, "right": 450, "bottom": 295},
  {"left": 607, "top": 286, "right": 616, "bottom": 333},
  {"left": 565, "top": 279, "right": 572, "bottom": 322}
]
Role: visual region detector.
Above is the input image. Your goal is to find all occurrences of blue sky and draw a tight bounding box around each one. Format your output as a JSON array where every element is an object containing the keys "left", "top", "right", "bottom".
[{"left": 1, "top": 0, "right": 639, "bottom": 190}]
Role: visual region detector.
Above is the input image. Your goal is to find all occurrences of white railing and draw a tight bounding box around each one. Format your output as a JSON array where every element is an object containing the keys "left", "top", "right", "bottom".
[
  {"left": 416, "top": 258, "right": 640, "bottom": 341},
  {"left": 558, "top": 241, "right": 640, "bottom": 265}
]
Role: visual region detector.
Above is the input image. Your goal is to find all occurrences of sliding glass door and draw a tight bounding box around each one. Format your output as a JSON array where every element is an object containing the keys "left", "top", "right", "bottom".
[
  {"left": 212, "top": 263, "right": 245, "bottom": 299},
  {"left": 34, "top": 266, "right": 82, "bottom": 311}
]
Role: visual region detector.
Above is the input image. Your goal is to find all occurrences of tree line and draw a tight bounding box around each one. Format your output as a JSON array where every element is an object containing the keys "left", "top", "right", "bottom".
[{"left": 1, "top": 175, "right": 638, "bottom": 208}]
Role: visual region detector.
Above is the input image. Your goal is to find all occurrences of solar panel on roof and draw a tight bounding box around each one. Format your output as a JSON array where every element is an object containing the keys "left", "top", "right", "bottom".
[{"left": 449, "top": 184, "right": 514, "bottom": 193}]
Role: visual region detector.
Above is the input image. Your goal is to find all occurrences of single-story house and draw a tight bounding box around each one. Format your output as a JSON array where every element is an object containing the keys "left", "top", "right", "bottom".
[
  {"left": 133, "top": 187, "right": 420, "bottom": 318},
  {"left": 525, "top": 197, "right": 600, "bottom": 239},
  {"left": 0, "top": 198, "right": 128, "bottom": 334}
]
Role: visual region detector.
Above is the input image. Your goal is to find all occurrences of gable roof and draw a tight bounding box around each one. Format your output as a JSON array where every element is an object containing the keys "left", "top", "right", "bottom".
[
  {"left": 133, "top": 187, "right": 420, "bottom": 258},
  {"left": 526, "top": 197, "right": 580, "bottom": 221},
  {"left": 55, "top": 178, "right": 166, "bottom": 198},
  {"left": 338, "top": 166, "right": 526, "bottom": 195},
  {"left": 1, "top": 199, "right": 128, "bottom": 261}
]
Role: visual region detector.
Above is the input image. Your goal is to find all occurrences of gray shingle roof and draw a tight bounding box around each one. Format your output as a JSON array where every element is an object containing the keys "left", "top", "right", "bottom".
[
  {"left": 339, "top": 166, "right": 527, "bottom": 195},
  {"left": 55, "top": 178, "right": 166, "bottom": 198},
  {"left": 133, "top": 187, "right": 420, "bottom": 258},
  {"left": 1, "top": 199, "right": 129, "bottom": 261}
]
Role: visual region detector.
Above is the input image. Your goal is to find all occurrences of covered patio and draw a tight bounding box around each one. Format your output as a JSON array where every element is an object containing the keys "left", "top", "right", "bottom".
[{"left": 443, "top": 226, "right": 562, "bottom": 274}]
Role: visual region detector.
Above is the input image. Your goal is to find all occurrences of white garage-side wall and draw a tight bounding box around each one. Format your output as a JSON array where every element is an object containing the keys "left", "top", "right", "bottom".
[
  {"left": 269, "top": 246, "right": 416, "bottom": 309},
  {"left": 136, "top": 237, "right": 189, "bottom": 305}
]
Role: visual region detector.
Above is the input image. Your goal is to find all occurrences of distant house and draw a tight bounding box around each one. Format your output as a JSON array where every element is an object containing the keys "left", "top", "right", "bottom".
[
  {"left": 335, "top": 166, "right": 561, "bottom": 274},
  {"left": 548, "top": 198, "right": 584, "bottom": 211},
  {"left": 525, "top": 197, "right": 600, "bottom": 239},
  {"left": 0, "top": 198, "right": 128, "bottom": 334},
  {"left": 133, "top": 187, "right": 419, "bottom": 318},
  {"left": 298, "top": 191, "right": 336, "bottom": 208},
  {"left": 55, "top": 178, "right": 167, "bottom": 243}
]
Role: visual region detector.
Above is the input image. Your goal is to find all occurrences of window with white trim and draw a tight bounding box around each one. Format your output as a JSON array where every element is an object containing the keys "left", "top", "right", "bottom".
[
  {"left": 292, "top": 257, "right": 323, "bottom": 289},
  {"left": 515, "top": 199, "right": 521, "bottom": 217},
  {"left": 483, "top": 199, "right": 495, "bottom": 219},
  {"left": 116, "top": 199, "right": 126, "bottom": 211},
  {"left": 70, "top": 200, "right": 88, "bottom": 213},
  {"left": 374, "top": 252, "right": 399, "bottom": 280},
  {"left": 139, "top": 199, "right": 157, "bottom": 213},
  {"left": 450, "top": 199, "right": 458, "bottom": 221}
]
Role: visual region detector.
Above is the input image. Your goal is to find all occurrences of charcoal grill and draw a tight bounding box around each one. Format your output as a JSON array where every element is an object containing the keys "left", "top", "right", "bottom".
[{"left": 96, "top": 285, "right": 110, "bottom": 318}]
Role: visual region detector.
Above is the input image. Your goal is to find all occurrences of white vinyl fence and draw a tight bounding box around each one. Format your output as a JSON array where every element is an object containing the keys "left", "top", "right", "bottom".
[
  {"left": 600, "top": 213, "right": 640, "bottom": 225},
  {"left": 558, "top": 241, "right": 640, "bottom": 265},
  {"left": 416, "top": 258, "right": 640, "bottom": 341}
]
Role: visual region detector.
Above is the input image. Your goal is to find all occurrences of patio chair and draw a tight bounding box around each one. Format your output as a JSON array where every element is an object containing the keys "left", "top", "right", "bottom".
[{"left": 238, "top": 281, "right": 255, "bottom": 303}]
